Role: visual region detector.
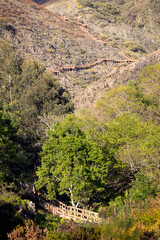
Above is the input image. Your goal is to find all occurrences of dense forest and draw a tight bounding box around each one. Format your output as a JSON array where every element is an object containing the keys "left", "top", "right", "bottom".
[{"left": 0, "top": 0, "right": 160, "bottom": 239}]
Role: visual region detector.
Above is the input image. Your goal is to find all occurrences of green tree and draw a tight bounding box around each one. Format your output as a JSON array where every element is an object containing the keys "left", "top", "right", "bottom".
[
  {"left": 0, "top": 41, "right": 74, "bottom": 168},
  {"left": 0, "top": 40, "right": 20, "bottom": 104},
  {"left": 0, "top": 109, "right": 31, "bottom": 183},
  {"left": 128, "top": 173, "right": 157, "bottom": 202},
  {"left": 35, "top": 116, "right": 111, "bottom": 207},
  {"left": 96, "top": 84, "right": 158, "bottom": 123},
  {"left": 106, "top": 114, "right": 160, "bottom": 182}
]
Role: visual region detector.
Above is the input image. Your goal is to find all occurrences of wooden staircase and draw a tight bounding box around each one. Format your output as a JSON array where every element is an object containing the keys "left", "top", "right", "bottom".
[
  {"left": 36, "top": 196, "right": 102, "bottom": 223},
  {"left": 47, "top": 58, "right": 135, "bottom": 75}
]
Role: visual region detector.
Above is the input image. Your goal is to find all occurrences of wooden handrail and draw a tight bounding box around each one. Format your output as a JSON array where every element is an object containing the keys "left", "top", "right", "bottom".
[
  {"left": 36, "top": 196, "right": 102, "bottom": 223},
  {"left": 54, "top": 207, "right": 101, "bottom": 222},
  {"left": 55, "top": 207, "right": 98, "bottom": 219},
  {"left": 52, "top": 199, "right": 98, "bottom": 217},
  {"left": 55, "top": 206, "right": 98, "bottom": 219}
]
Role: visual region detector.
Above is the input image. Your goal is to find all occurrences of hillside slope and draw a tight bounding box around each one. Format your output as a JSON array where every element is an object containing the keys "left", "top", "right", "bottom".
[
  {"left": 47, "top": 0, "right": 160, "bottom": 56},
  {"left": 0, "top": 0, "right": 160, "bottom": 111},
  {"left": 74, "top": 49, "right": 160, "bottom": 111}
]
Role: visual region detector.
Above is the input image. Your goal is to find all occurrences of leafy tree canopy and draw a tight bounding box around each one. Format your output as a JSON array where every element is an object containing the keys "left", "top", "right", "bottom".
[
  {"left": 77, "top": 62, "right": 160, "bottom": 183},
  {"left": 0, "top": 109, "right": 31, "bottom": 183},
  {"left": 0, "top": 40, "right": 74, "bottom": 168},
  {"left": 35, "top": 116, "right": 114, "bottom": 207},
  {"left": 0, "top": 40, "right": 74, "bottom": 142}
]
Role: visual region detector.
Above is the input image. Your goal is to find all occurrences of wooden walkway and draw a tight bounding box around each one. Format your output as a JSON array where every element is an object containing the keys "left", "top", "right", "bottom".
[
  {"left": 44, "top": 4, "right": 137, "bottom": 76},
  {"left": 36, "top": 196, "right": 102, "bottom": 223},
  {"left": 47, "top": 58, "right": 135, "bottom": 75},
  {"left": 45, "top": 11, "right": 135, "bottom": 76}
]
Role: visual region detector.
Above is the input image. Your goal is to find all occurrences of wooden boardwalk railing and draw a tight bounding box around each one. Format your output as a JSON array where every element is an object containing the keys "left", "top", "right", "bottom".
[
  {"left": 47, "top": 58, "right": 135, "bottom": 75},
  {"left": 36, "top": 196, "right": 102, "bottom": 223}
]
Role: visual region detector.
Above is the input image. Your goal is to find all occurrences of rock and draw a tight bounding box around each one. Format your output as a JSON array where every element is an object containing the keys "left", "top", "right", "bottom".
[{"left": 28, "top": 201, "right": 36, "bottom": 213}]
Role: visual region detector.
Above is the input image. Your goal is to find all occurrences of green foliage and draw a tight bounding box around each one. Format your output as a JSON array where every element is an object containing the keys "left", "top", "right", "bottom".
[
  {"left": 0, "top": 185, "right": 29, "bottom": 206},
  {"left": 0, "top": 41, "right": 73, "bottom": 140},
  {"left": 79, "top": 0, "right": 120, "bottom": 18},
  {"left": 124, "top": 41, "right": 145, "bottom": 53},
  {"left": 0, "top": 110, "right": 31, "bottom": 183},
  {"left": 0, "top": 41, "right": 74, "bottom": 179},
  {"left": 128, "top": 173, "right": 158, "bottom": 202},
  {"left": 0, "top": 17, "right": 7, "bottom": 29},
  {"left": 138, "top": 62, "right": 160, "bottom": 107},
  {"left": 87, "top": 62, "right": 160, "bottom": 182},
  {"left": 96, "top": 83, "right": 159, "bottom": 122},
  {"left": 0, "top": 18, "right": 159, "bottom": 240},
  {"left": 101, "top": 210, "right": 140, "bottom": 240},
  {"left": 0, "top": 40, "right": 20, "bottom": 102},
  {"left": 99, "top": 173, "right": 158, "bottom": 219},
  {"left": 18, "top": 64, "right": 73, "bottom": 141},
  {"left": 35, "top": 115, "right": 113, "bottom": 207},
  {"left": 135, "top": 194, "right": 160, "bottom": 239},
  {"left": 105, "top": 114, "right": 160, "bottom": 181},
  {"left": 34, "top": 209, "right": 62, "bottom": 231},
  {"left": 46, "top": 221, "right": 101, "bottom": 240},
  {"left": 98, "top": 194, "right": 160, "bottom": 240},
  {"left": 0, "top": 186, "right": 27, "bottom": 240}
]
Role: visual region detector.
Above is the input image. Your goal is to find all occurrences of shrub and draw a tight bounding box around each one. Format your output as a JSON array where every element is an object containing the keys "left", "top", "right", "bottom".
[
  {"left": 101, "top": 210, "right": 140, "bottom": 240},
  {"left": 47, "top": 221, "right": 101, "bottom": 240},
  {"left": 0, "top": 17, "right": 7, "bottom": 29},
  {"left": 136, "top": 194, "right": 160, "bottom": 239},
  {"left": 8, "top": 220, "right": 45, "bottom": 240},
  {"left": 124, "top": 41, "right": 145, "bottom": 53}
]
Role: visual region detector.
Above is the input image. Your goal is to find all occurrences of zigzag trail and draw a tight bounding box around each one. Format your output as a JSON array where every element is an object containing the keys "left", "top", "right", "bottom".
[
  {"left": 36, "top": 195, "right": 102, "bottom": 223},
  {"left": 47, "top": 58, "right": 135, "bottom": 74},
  {"left": 46, "top": 17, "right": 135, "bottom": 75},
  {"left": 61, "top": 16, "right": 111, "bottom": 46},
  {"left": 72, "top": 18, "right": 109, "bottom": 46},
  {"left": 45, "top": 5, "right": 136, "bottom": 75},
  {"left": 64, "top": 16, "right": 130, "bottom": 60}
]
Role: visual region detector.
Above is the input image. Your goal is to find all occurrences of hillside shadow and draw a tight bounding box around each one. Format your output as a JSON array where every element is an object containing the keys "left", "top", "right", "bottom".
[{"left": 32, "top": 0, "right": 51, "bottom": 5}]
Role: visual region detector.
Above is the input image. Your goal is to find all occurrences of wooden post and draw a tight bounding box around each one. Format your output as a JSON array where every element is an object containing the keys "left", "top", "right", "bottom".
[{"left": 53, "top": 207, "right": 55, "bottom": 216}]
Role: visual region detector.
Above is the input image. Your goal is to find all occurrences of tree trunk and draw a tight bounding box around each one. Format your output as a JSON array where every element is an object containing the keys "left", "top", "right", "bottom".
[{"left": 69, "top": 184, "right": 80, "bottom": 207}]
